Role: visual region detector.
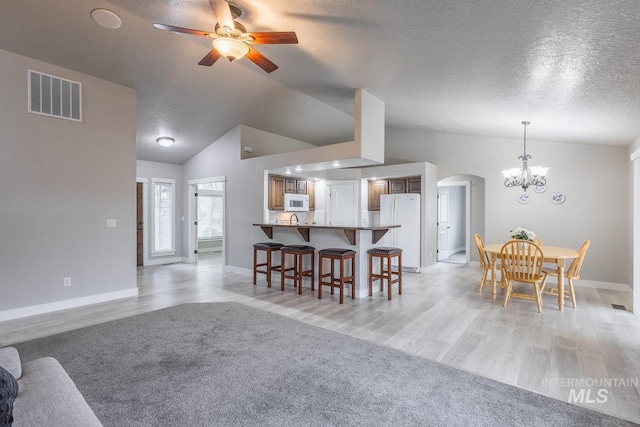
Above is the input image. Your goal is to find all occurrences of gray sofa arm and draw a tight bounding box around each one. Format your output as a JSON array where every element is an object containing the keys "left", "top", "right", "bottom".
[{"left": 0, "top": 347, "right": 21, "bottom": 379}]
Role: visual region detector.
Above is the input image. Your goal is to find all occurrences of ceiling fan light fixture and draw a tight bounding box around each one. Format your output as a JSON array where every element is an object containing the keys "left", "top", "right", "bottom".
[
  {"left": 212, "top": 38, "right": 249, "bottom": 61},
  {"left": 156, "top": 137, "right": 175, "bottom": 147}
]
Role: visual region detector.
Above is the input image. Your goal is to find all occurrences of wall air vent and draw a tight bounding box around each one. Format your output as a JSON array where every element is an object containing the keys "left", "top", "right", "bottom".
[{"left": 28, "top": 70, "right": 82, "bottom": 122}]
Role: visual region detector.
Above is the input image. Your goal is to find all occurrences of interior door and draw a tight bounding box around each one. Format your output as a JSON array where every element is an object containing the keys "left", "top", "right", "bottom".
[
  {"left": 437, "top": 188, "right": 450, "bottom": 261},
  {"left": 328, "top": 182, "right": 357, "bottom": 225},
  {"left": 136, "top": 182, "right": 143, "bottom": 266}
]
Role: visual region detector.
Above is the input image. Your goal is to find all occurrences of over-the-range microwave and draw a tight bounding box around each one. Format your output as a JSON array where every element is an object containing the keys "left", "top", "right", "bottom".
[{"left": 284, "top": 193, "right": 310, "bottom": 212}]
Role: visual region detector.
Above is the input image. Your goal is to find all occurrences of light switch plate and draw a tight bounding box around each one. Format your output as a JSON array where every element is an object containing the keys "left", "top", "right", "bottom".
[{"left": 107, "top": 219, "right": 117, "bottom": 228}]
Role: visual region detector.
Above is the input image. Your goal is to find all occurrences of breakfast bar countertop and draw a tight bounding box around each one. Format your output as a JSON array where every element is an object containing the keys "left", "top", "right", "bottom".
[
  {"left": 252, "top": 223, "right": 401, "bottom": 230},
  {"left": 252, "top": 223, "right": 400, "bottom": 245}
]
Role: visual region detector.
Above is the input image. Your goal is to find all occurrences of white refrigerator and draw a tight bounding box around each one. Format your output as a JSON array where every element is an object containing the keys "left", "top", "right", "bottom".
[{"left": 380, "top": 193, "right": 421, "bottom": 272}]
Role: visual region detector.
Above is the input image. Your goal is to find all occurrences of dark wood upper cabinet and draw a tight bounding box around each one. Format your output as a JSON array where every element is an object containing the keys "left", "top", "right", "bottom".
[
  {"left": 284, "top": 178, "right": 297, "bottom": 194},
  {"left": 368, "top": 176, "right": 422, "bottom": 211},
  {"left": 296, "top": 180, "right": 307, "bottom": 194},
  {"left": 407, "top": 176, "right": 421, "bottom": 193},
  {"left": 307, "top": 181, "right": 315, "bottom": 211},
  {"left": 268, "top": 175, "right": 285, "bottom": 210},
  {"left": 389, "top": 178, "right": 407, "bottom": 194},
  {"left": 269, "top": 174, "right": 314, "bottom": 210},
  {"left": 285, "top": 178, "right": 308, "bottom": 194},
  {"left": 368, "top": 180, "right": 389, "bottom": 211}
]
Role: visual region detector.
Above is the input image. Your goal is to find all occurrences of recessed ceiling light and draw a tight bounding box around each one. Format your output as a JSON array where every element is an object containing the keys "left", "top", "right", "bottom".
[
  {"left": 295, "top": 166, "right": 302, "bottom": 172},
  {"left": 156, "top": 137, "right": 174, "bottom": 147},
  {"left": 91, "top": 9, "right": 122, "bottom": 29},
  {"left": 332, "top": 161, "right": 340, "bottom": 167}
]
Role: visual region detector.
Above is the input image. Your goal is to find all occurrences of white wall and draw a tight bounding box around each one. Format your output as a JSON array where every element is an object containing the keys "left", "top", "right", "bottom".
[
  {"left": 240, "top": 125, "right": 317, "bottom": 159},
  {"left": 136, "top": 160, "right": 184, "bottom": 264},
  {"left": 386, "top": 128, "right": 631, "bottom": 285},
  {"left": 0, "top": 49, "right": 137, "bottom": 316}
]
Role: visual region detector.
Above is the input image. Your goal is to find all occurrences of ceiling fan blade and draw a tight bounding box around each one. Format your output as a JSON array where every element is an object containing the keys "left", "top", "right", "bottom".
[
  {"left": 209, "top": 0, "right": 234, "bottom": 31},
  {"left": 198, "top": 48, "right": 222, "bottom": 66},
  {"left": 246, "top": 46, "right": 278, "bottom": 73},
  {"left": 248, "top": 32, "right": 298, "bottom": 44},
  {"left": 153, "top": 23, "right": 213, "bottom": 37}
]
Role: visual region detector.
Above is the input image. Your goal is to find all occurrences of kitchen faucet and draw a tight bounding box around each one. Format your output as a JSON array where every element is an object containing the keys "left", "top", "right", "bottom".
[{"left": 289, "top": 214, "right": 299, "bottom": 225}]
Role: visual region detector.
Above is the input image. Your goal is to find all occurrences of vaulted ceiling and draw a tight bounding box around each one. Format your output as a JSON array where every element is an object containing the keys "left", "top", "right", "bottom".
[{"left": 2, "top": 0, "right": 640, "bottom": 164}]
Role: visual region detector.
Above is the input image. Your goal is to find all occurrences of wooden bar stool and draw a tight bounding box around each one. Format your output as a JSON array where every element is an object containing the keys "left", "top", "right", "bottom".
[
  {"left": 280, "top": 245, "right": 315, "bottom": 294},
  {"left": 253, "top": 242, "right": 284, "bottom": 288},
  {"left": 368, "top": 247, "right": 403, "bottom": 300},
  {"left": 318, "top": 248, "right": 356, "bottom": 304}
]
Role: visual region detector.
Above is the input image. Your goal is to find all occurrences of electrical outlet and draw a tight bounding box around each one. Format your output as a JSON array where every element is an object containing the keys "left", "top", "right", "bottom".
[{"left": 63, "top": 277, "right": 71, "bottom": 287}]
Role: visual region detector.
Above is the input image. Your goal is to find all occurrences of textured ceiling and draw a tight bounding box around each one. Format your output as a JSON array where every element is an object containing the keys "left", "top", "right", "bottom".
[{"left": 2, "top": 0, "right": 640, "bottom": 164}]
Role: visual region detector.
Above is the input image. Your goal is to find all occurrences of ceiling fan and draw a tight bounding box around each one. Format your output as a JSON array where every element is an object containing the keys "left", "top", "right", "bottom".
[{"left": 153, "top": 0, "right": 298, "bottom": 73}]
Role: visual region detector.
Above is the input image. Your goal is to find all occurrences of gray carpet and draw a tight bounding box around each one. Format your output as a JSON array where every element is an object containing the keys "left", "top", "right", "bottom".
[{"left": 14, "top": 303, "right": 635, "bottom": 426}]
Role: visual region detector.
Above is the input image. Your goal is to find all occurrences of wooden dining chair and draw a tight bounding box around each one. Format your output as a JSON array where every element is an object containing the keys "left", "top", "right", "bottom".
[
  {"left": 500, "top": 240, "right": 545, "bottom": 313},
  {"left": 474, "top": 234, "right": 503, "bottom": 293},
  {"left": 540, "top": 240, "right": 590, "bottom": 309},
  {"left": 534, "top": 236, "right": 543, "bottom": 246}
]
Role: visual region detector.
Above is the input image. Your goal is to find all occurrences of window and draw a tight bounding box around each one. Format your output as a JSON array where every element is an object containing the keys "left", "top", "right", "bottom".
[
  {"left": 197, "top": 183, "right": 224, "bottom": 240},
  {"left": 152, "top": 178, "right": 175, "bottom": 255}
]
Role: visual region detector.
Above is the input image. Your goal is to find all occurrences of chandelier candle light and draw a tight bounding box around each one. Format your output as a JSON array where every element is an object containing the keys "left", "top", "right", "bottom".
[{"left": 502, "top": 121, "right": 549, "bottom": 192}]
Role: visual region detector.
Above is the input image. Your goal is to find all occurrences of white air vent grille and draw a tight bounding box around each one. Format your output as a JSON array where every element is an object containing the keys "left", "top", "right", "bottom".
[{"left": 28, "top": 70, "right": 82, "bottom": 121}]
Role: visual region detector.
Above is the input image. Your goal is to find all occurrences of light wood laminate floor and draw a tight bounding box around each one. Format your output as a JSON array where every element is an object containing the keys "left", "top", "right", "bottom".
[{"left": 1, "top": 253, "right": 639, "bottom": 423}]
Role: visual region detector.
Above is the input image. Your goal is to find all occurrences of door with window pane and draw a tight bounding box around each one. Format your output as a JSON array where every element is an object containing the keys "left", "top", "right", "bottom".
[
  {"left": 197, "top": 182, "right": 224, "bottom": 255},
  {"left": 137, "top": 182, "right": 143, "bottom": 266},
  {"left": 152, "top": 178, "right": 175, "bottom": 256}
]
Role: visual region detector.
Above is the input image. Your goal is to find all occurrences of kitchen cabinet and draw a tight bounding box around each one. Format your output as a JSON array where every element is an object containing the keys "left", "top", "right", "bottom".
[
  {"left": 368, "top": 180, "right": 389, "bottom": 211},
  {"left": 285, "top": 178, "right": 297, "bottom": 194},
  {"left": 268, "top": 175, "right": 285, "bottom": 210},
  {"left": 307, "top": 181, "right": 315, "bottom": 211},
  {"left": 269, "top": 174, "right": 314, "bottom": 210},
  {"left": 407, "top": 176, "right": 422, "bottom": 193},
  {"left": 297, "top": 180, "right": 307, "bottom": 194},
  {"left": 389, "top": 178, "right": 407, "bottom": 194},
  {"left": 285, "top": 178, "right": 307, "bottom": 194},
  {"left": 368, "top": 176, "right": 421, "bottom": 211}
]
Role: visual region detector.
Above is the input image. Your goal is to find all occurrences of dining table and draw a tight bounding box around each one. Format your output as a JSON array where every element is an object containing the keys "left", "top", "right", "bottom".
[{"left": 483, "top": 243, "right": 579, "bottom": 312}]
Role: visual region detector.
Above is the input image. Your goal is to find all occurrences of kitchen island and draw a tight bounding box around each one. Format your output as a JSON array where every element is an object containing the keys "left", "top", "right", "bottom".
[{"left": 252, "top": 223, "right": 403, "bottom": 298}]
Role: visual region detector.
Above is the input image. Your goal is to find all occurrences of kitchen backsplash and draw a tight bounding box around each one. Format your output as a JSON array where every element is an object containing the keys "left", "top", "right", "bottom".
[{"left": 268, "top": 210, "right": 325, "bottom": 225}]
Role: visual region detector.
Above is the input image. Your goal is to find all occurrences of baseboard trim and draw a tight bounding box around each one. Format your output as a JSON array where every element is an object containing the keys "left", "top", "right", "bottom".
[
  {"left": 544, "top": 279, "right": 632, "bottom": 292},
  {"left": 145, "top": 256, "right": 182, "bottom": 266},
  {"left": 198, "top": 247, "right": 222, "bottom": 253},
  {"left": 0, "top": 288, "right": 139, "bottom": 322},
  {"left": 420, "top": 264, "right": 438, "bottom": 274}
]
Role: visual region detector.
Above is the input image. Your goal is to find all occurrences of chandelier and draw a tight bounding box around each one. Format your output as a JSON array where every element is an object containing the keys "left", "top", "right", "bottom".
[{"left": 501, "top": 121, "right": 548, "bottom": 192}]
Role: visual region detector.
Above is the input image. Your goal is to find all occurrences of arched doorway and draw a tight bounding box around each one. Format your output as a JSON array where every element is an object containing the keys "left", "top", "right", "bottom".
[{"left": 437, "top": 174, "right": 485, "bottom": 265}]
